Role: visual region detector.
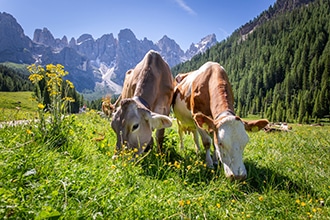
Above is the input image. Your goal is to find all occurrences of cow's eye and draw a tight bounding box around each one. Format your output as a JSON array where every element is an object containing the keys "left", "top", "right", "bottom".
[{"left": 132, "top": 124, "right": 139, "bottom": 131}]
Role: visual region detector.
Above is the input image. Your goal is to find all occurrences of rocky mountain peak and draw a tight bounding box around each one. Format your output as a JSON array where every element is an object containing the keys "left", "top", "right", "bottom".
[
  {"left": 0, "top": 12, "right": 33, "bottom": 63},
  {"left": 0, "top": 12, "right": 218, "bottom": 96},
  {"left": 77, "top": 34, "right": 94, "bottom": 44},
  {"left": 185, "top": 34, "right": 217, "bottom": 60},
  {"left": 33, "top": 27, "right": 68, "bottom": 50},
  {"left": 118, "top": 29, "right": 138, "bottom": 43},
  {"left": 33, "top": 27, "right": 55, "bottom": 46},
  {"left": 157, "top": 35, "right": 185, "bottom": 67}
]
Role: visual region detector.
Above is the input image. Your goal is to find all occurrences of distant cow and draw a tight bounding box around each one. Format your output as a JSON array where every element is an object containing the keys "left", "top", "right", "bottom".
[
  {"left": 111, "top": 50, "right": 173, "bottom": 155},
  {"left": 101, "top": 96, "right": 115, "bottom": 117},
  {"left": 172, "top": 62, "right": 268, "bottom": 180},
  {"left": 243, "top": 119, "right": 269, "bottom": 132}
]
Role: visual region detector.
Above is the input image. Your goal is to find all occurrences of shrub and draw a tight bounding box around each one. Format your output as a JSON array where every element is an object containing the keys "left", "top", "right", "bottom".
[{"left": 27, "top": 64, "right": 75, "bottom": 149}]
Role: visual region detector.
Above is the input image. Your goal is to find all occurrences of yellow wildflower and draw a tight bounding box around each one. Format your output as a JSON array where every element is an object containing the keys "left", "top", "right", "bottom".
[
  {"left": 49, "top": 90, "right": 59, "bottom": 96},
  {"left": 29, "top": 73, "right": 44, "bottom": 84},
  {"left": 186, "top": 200, "right": 191, "bottom": 205},
  {"left": 174, "top": 161, "right": 180, "bottom": 169},
  {"left": 301, "top": 202, "right": 306, "bottom": 207},
  {"left": 216, "top": 203, "right": 221, "bottom": 208},
  {"left": 258, "top": 196, "right": 264, "bottom": 202},
  {"left": 179, "top": 200, "right": 184, "bottom": 207},
  {"left": 63, "top": 97, "right": 75, "bottom": 102},
  {"left": 38, "top": 103, "right": 45, "bottom": 109},
  {"left": 46, "top": 64, "right": 55, "bottom": 72},
  {"left": 66, "top": 80, "right": 74, "bottom": 88}
]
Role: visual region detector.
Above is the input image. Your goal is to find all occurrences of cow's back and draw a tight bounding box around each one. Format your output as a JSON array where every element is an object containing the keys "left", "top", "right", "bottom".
[
  {"left": 121, "top": 50, "right": 173, "bottom": 114},
  {"left": 192, "top": 62, "right": 234, "bottom": 117},
  {"left": 175, "top": 62, "right": 234, "bottom": 118}
]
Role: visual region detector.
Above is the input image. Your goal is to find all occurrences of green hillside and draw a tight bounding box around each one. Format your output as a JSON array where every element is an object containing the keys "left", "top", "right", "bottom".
[
  {"left": 0, "top": 63, "right": 33, "bottom": 92},
  {"left": 0, "top": 91, "right": 37, "bottom": 121},
  {"left": 172, "top": 0, "right": 330, "bottom": 124}
]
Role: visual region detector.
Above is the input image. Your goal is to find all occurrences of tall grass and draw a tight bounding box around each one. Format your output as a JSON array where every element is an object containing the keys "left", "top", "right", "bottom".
[
  {"left": 1, "top": 64, "right": 329, "bottom": 218},
  {"left": 0, "top": 111, "right": 329, "bottom": 219}
]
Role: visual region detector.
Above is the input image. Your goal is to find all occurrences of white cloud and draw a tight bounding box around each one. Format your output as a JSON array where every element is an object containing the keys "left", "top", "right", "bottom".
[
  {"left": 218, "top": 27, "right": 230, "bottom": 38},
  {"left": 174, "top": 0, "right": 196, "bottom": 15}
]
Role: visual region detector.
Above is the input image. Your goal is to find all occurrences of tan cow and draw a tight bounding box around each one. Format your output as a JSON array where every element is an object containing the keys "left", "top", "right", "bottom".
[
  {"left": 101, "top": 96, "right": 115, "bottom": 117},
  {"left": 111, "top": 50, "right": 173, "bottom": 154},
  {"left": 173, "top": 61, "right": 268, "bottom": 180}
]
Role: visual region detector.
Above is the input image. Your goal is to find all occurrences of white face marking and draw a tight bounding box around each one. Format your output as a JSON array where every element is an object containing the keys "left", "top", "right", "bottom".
[{"left": 215, "top": 116, "right": 249, "bottom": 180}]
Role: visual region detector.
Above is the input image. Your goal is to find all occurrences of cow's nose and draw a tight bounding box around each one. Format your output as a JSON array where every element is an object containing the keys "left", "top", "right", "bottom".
[{"left": 229, "top": 174, "right": 247, "bottom": 181}]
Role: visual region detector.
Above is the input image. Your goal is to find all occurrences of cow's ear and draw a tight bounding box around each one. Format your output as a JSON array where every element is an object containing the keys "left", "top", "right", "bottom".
[
  {"left": 140, "top": 109, "right": 172, "bottom": 129},
  {"left": 193, "top": 113, "right": 216, "bottom": 132},
  {"left": 242, "top": 119, "right": 269, "bottom": 132},
  {"left": 175, "top": 73, "right": 189, "bottom": 83},
  {"left": 148, "top": 112, "right": 172, "bottom": 129}
]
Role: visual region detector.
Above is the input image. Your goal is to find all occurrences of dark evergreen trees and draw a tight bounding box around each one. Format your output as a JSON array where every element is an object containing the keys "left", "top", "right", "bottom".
[{"left": 172, "top": 0, "right": 329, "bottom": 123}]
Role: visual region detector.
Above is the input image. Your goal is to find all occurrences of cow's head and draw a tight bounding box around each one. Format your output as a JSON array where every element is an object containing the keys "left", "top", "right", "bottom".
[
  {"left": 194, "top": 113, "right": 249, "bottom": 180},
  {"left": 111, "top": 99, "right": 172, "bottom": 153}
]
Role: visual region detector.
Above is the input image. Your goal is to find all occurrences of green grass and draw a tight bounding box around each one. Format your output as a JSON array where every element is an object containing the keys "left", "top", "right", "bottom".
[
  {"left": 0, "top": 111, "right": 329, "bottom": 219},
  {"left": 0, "top": 91, "right": 37, "bottom": 122}
]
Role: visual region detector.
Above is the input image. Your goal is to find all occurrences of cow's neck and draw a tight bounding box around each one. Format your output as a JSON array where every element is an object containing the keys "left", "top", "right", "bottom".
[
  {"left": 214, "top": 109, "right": 235, "bottom": 120},
  {"left": 209, "top": 85, "right": 235, "bottom": 119},
  {"left": 133, "top": 96, "right": 150, "bottom": 109}
]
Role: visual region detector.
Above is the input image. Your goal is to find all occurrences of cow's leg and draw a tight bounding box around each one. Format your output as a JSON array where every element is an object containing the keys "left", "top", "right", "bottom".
[
  {"left": 192, "top": 129, "right": 201, "bottom": 154},
  {"left": 212, "top": 145, "right": 219, "bottom": 167},
  {"left": 155, "top": 128, "right": 165, "bottom": 153},
  {"left": 154, "top": 105, "right": 170, "bottom": 153},
  {"left": 197, "top": 128, "right": 213, "bottom": 168},
  {"left": 211, "top": 132, "right": 219, "bottom": 167},
  {"left": 177, "top": 122, "right": 185, "bottom": 151}
]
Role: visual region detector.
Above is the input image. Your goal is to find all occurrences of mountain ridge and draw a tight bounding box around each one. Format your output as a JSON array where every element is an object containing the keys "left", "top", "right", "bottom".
[{"left": 0, "top": 11, "right": 217, "bottom": 97}]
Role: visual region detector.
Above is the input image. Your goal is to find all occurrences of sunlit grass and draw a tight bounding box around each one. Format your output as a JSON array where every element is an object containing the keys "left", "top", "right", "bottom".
[
  {"left": 0, "top": 91, "right": 36, "bottom": 122},
  {"left": 0, "top": 111, "right": 329, "bottom": 219}
]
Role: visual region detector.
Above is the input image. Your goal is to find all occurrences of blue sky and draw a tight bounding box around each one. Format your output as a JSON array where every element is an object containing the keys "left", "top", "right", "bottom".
[{"left": 1, "top": 0, "right": 276, "bottom": 50}]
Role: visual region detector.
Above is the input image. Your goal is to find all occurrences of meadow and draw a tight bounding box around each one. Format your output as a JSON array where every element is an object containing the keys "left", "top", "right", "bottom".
[
  {"left": 0, "top": 92, "right": 37, "bottom": 122},
  {"left": 0, "top": 100, "right": 329, "bottom": 219}
]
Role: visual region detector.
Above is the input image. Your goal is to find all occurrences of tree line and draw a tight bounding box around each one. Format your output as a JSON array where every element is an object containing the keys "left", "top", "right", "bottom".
[
  {"left": 172, "top": 0, "right": 329, "bottom": 123},
  {"left": 0, "top": 63, "right": 85, "bottom": 113},
  {"left": 0, "top": 64, "right": 33, "bottom": 91}
]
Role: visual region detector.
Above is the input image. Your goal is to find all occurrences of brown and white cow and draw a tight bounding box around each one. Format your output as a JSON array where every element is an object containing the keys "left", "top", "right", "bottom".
[
  {"left": 173, "top": 61, "right": 268, "bottom": 180},
  {"left": 111, "top": 50, "right": 174, "bottom": 154}
]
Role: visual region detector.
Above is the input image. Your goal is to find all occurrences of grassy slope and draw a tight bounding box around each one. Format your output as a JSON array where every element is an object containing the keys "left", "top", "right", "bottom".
[
  {"left": 0, "top": 111, "right": 329, "bottom": 219},
  {"left": 0, "top": 91, "right": 37, "bottom": 121}
]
